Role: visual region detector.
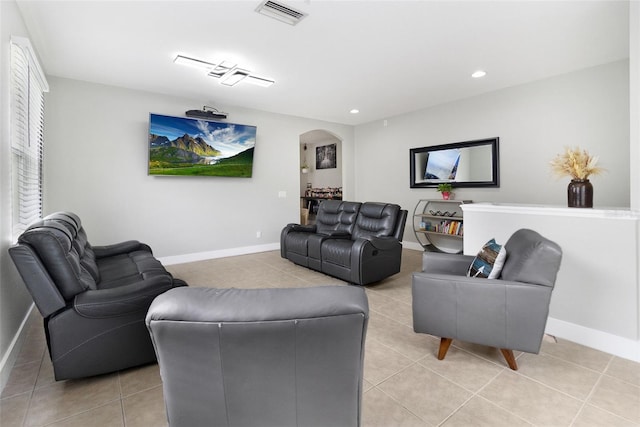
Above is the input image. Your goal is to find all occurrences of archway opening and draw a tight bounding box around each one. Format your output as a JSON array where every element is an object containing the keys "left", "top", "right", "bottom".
[{"left": 299, "top": 130, "right": 343, "bottom": 225}]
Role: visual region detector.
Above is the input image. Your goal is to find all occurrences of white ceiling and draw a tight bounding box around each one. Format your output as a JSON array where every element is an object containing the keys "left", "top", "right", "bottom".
[{"left": 16, "top": 0, "right": 630, "bottom": 126}]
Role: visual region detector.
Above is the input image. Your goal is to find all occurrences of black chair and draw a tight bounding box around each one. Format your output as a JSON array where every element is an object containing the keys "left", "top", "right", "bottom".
[
  {"left": 9, "top": 211, "right": 186, "bottom": 380},
  {"left": 281, "top": 201, "right": 407, "bottom": 285}
]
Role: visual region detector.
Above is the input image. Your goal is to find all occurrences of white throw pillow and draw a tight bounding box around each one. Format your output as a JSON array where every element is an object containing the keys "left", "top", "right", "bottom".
[{"left": 467, "top": 238, "right": 507, "bottom": 279}]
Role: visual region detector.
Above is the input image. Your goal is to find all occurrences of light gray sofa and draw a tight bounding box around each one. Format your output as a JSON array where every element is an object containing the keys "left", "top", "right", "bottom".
[
  {"left": 146, "top": 286, "right": 369, "bottom": 427},
  {"left": 412, "top": 229, "right": 562, "bottom": 370}
]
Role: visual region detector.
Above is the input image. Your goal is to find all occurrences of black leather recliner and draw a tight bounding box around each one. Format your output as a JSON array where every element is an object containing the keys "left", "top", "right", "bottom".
[
  {"left": 9, "top": 211, "right": 187, "bottom": 380},
  {"left": 281, "top": 201, "right": 407, "bottom": 285}
]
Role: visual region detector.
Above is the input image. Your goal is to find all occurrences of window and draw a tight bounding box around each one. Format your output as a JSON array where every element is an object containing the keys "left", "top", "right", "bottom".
[{"left": 10, "top": 36, "right": 48, "bottom": 239}]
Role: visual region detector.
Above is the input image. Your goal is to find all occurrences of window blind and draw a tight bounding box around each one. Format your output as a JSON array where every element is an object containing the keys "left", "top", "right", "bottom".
[{"left": 10, "top": 37, "right": 48, "bottom": 240}]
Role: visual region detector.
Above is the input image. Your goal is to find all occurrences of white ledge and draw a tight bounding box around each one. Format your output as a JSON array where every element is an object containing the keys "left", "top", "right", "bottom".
[{"left": 462, "top": 202, "right": 640, "bottom": 220}]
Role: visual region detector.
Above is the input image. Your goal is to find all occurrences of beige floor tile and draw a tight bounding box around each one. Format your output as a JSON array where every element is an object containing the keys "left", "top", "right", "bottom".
[
  {"left": 540, "top": 338, "right": 613, "bottom": 372},
  {"left": 517, "top": 352, "right": 601, "bottom": 400},
  {"left": 367, "top": 313, "right": 436, "bottom": 361},
  {"left": 24, "top": 374, "right": 120, "bottom": 427},
  {"left": 0, "top": 392, "right": 30, "bottom": 427},
  {"left": 122, "top": 385, "right": 168, "bottom": 427},
  {"left": 364, "top": 338, "right": 414, "bottom": 385},
  {"left": 35, "top": 352, "right": 56, "bottom": 389},
  {"left": 364, "top": 289, "right": 396, "bottom": 311},
  {"left": 479, "top": 370, "right": 583, "bottom": 426},
  {"left": 367, "top": 276, "right": 413, "bottom": 303},
  {"left": 588, "top": 375, "right": 640, "bottom": 423},
  {"left": 1, "top": 360, "right": 40, "bottom": 398},
  {"left": 441, "top": 396, "right": 532, "bottom": 427},
  {"left": 45, "top": 400, "right": 124, "bottom": 427},
  {"left": 370, "top": 297, "right": 414, "bottom": 328},
  {"left": 606, "top": 356, "right": 640, "bottom": 387},
  {"left": 417, "top": 345, "right": 504, "bottom": 392},
  {"left": 378, "top": 363, "right": 472, "bottom": 426},
  {"left": 362, "top": 387, "right": 427, "bottom": 427},
  {"left": 573, "top": 404, "right": 639, "bottom": 427},
  {"left": 451, "top": 340, "right": 523, "bottom": 369},
  {"left": 14, "top": 335, "right": 47, "bottom": 367},
  {"left": 119, "top": 363, "right": 162, "bottom": 397}
]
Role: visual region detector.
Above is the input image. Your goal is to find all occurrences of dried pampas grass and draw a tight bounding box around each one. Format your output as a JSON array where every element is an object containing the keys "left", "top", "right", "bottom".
[{"left": 549, "top": 147, "right": 605, "bottom": 180}]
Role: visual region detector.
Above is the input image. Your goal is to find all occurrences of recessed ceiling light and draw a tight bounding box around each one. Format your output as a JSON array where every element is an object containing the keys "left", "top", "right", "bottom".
[
  {"left": 472, "top": 70, "right": 487, "bottom": 78},
  {"left": 350, "top": 109, "right": 360, "bottom": 114}
]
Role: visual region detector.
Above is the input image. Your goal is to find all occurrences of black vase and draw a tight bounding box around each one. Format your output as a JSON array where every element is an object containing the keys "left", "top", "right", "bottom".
[{"left": 567, "top": 179, "right": 593, "bottom": 208}]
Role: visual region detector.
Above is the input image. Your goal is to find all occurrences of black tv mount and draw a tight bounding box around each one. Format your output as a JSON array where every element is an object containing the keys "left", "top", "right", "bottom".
[{"left": 185, "top": 106, "right": 228, "bottom": 120}]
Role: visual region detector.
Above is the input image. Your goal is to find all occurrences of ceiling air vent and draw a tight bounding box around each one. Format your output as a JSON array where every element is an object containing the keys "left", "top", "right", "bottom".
[{"left": 255, "top": 0, "right": 307, "bottom": 26}]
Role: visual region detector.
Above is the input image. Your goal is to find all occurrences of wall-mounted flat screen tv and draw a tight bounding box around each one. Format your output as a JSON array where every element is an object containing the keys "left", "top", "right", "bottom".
[{"left": 148, "top": 113, "right": 256, "bottom": 177}]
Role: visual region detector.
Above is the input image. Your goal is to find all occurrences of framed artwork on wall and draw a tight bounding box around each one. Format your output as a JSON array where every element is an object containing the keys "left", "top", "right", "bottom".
[{"left": 316, "top": 143, "right": 337, "bottom": 169}]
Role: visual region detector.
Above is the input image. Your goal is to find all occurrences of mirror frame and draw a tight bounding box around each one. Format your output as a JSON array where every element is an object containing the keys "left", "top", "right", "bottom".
[{"left": 409, "top": 137, "right": 500, "bottom": 188}]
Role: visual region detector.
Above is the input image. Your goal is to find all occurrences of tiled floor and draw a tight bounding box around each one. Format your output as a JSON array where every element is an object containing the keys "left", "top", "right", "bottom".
[{"left": 2, "top": 249, "right": 639, "bottom": 426}]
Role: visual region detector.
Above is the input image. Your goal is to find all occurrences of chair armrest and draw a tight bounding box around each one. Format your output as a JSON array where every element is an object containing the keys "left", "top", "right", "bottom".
[
  {"left": 412, "top": 272, "right": 553, "bottom": 353},
  {"left": 319, "top": 230, "right": 351, "bottom": 238},
  {"left": 363, "top": 236, "right": 401, "bottom": 251},
  {"left": 74, "top": 275, "right": 176, "bottom": 318},
  {"left": 92, "top": 240, "right": 151, "bottom": 258},
  {"left": 289, "top": 224, "right": 317, "bottom": 232},
  {"left": 422, "top": 252, "right": 474, "bottom": 275}
]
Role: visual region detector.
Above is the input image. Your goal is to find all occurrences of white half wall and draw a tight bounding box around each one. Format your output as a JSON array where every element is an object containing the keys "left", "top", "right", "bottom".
[
  {"left": 462, "top": 203, "right": 640, "bottom": 362},
  {"left": 43, "top": 77, "right": 354, "bottom": 259},
  {"left": 354, "top": 61, "right": 630, "bottom": 245}
]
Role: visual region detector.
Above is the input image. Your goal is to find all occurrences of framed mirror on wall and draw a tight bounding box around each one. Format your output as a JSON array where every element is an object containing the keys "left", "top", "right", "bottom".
[{"left": 410, "top": 137, "right": 499, "bottom": 188}]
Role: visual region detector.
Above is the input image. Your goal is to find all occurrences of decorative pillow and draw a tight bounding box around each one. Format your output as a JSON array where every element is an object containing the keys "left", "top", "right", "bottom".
[{"left": 467, "top": 238, "right": 507, "bottom": 279}]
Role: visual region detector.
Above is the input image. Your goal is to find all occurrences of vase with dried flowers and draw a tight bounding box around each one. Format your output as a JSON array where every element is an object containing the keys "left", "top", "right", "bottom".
[{"left": 549, "top": 147, "right": 605, "bottom": 208}]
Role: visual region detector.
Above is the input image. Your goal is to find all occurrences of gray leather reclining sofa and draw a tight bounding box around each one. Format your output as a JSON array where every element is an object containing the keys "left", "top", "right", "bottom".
[
  {"left": 146, "top": 286, "right": 369, "bottom": 427},
  {"left": 281, "top": 200, "right": 407, "bottom": 285},
  {"left": 9, "top": 211, "right": 187, "bottom": 380}
]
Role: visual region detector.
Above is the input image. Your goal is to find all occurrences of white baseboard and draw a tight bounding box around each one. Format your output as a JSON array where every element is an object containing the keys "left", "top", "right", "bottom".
[
  {"left": 158, "top": 242, "right": 281, "bottom": 266},
  {"left": 0, "top": 304, "right": 35, "bottom": 393},
  {"left": 546, "top": 317, "right": 640, "bottom": 362}
]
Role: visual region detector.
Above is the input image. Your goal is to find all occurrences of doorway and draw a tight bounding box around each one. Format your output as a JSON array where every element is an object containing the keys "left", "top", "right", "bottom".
[{"left": 299, "top": 130, "right": 343, "bottom": 225}]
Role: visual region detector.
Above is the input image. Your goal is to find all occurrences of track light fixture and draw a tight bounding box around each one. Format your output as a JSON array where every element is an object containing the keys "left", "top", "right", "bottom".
[{"left": 174, "top": 55, "right": 275, "bottom": 87}]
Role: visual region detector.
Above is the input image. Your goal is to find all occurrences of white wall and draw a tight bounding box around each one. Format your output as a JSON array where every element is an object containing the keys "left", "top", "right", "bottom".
[
  {"left": 43, "top": 77, "right": 355, "bottom": 259},
  {"left": 0, "top": 0, "right": 40, "bottom": 389},
  {"left": 354, "top": 60, "right": 630, "bottom": 245},
  {"left": 631, "top": 1, "right": 640, "bottom": 210}
]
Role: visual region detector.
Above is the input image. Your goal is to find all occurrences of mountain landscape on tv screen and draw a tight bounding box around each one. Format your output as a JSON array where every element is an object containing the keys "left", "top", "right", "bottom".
[{"left": 148, "top": 114, "right": 256, "bottom": 177}]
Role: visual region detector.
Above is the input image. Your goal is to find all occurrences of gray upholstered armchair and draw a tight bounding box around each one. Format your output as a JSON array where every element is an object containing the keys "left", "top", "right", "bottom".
[
  {"left": 412, "top": 229, "right": 562, "bottom": 370},
  {"left": 146, "top": 286, "right": 369, "bottom": 427}
]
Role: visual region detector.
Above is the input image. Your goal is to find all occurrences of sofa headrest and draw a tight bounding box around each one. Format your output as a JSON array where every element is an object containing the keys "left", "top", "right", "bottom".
[
  {"left": 18, "top": 217, "right": 97, "bottom": 300},
  {"left": 501, "top": 229, "right": 562, "bottom": 287},
  {"left": 316, "top": 200, "right": 361, "bottom": 234},
  {"left": 353, "top": 202, "right": 400, "bottom": 239},
  {"left": 44, "top": 212, "right": 81, "bottom": 235}
]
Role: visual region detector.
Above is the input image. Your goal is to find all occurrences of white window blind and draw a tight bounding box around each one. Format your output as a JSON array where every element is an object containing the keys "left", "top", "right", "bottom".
[{"left": 10, "top": 36, "right": 48, "bottom": 240}]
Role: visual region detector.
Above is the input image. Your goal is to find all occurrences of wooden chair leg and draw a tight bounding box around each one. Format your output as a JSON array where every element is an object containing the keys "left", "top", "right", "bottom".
[
  {"left": 500, "top": 349, "right": 518, "bottom": 370},
  {"left": 438, "top": 338, "right": 453, "bottom": 360}
]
